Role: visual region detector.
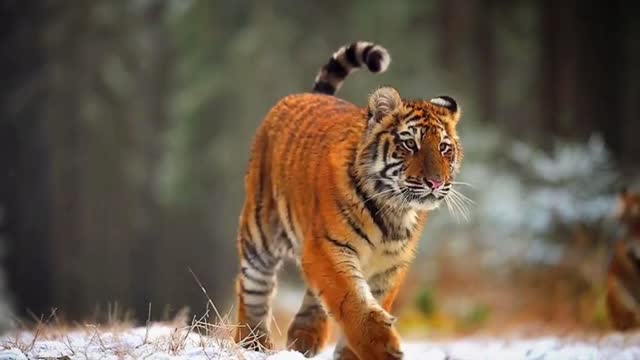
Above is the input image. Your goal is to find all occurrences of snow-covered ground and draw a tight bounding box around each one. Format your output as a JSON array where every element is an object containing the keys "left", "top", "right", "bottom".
[{"left": 1, "top": 325, "right": 640, "bottom": 360}]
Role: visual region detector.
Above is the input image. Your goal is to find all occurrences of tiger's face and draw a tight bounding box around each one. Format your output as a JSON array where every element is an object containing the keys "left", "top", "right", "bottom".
[{"left": 357, "top": 87, "right": 463, "bottom": 211}]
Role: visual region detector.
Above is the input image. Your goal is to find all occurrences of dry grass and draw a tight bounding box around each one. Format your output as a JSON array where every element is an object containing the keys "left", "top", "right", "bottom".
[
  {"left": 0, "top": 270, "right": 273, "bottom": 359},
  {"left": 0, "top": 303, "right": 262, "bottom": 359}
]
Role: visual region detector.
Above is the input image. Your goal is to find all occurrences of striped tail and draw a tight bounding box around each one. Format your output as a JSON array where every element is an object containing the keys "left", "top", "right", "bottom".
[{"left": 312, "top": 41, "right": 391, "bottom": 95}]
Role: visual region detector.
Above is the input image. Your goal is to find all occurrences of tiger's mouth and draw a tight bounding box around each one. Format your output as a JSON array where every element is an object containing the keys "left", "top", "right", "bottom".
[
  {"left": 402, "top": 189, "right": 446, "bottom": 210},
  {"left": 405, "top": 191, "right": 438, "bottom": 202},
  {"left": 401, "top": 182, "right": 472, "bottom": 220}
]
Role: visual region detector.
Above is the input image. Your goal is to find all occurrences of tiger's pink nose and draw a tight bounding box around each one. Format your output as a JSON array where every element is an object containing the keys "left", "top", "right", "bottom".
[{"left": 426, "top": 179, "right": 444, "bottom": 190}]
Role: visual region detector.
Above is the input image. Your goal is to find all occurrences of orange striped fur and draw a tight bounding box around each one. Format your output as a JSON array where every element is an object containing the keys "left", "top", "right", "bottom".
[
  {"left": 607, "top": 189, "right": 640, "bottom": 331},
  {"left": 234, "top": 42, "right": 463, "bottom": 359}
]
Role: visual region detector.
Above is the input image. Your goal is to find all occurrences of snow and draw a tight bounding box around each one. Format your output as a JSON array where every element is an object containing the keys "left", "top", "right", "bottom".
[{"left": 1, "top": 325, "right": 640, "bottom": 360}]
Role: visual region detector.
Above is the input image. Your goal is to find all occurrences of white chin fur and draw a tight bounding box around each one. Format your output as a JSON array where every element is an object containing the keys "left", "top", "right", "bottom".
[{"left": 413, "top": 199, "right": 441, "bottom": 211}]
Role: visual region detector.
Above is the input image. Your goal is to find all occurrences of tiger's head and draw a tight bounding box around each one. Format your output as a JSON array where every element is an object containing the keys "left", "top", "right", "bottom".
[{"left": 355, "top": 86, "right": 463, "bottom": 211}]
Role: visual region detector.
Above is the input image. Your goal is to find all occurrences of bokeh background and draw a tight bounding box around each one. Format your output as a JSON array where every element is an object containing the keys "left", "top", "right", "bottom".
[{"left": 1, "top": 0, "right": 639, "bottom": 340}]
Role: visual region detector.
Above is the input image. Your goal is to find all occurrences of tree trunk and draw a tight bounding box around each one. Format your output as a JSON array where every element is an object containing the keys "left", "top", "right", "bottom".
[
  {"left": 540, "top": 0, "right": 578, "bottom": 147},
  {"left": 0, "top": 0, "right": 52, "bottom": 319},
  {"left": 576, "top": 0, "right": 623, "bottom": 158}
]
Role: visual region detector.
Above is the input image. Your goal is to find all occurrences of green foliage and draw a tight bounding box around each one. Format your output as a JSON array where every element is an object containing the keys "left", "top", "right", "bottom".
[
  {"left": 461, "top": 304, "right": 492, "bottom": 329},
  {"left": 592, "top": 288, "right": 612, "bottom": 330},
  {"left": 415, "top": 287, "right": 438, "bottom": 317}
]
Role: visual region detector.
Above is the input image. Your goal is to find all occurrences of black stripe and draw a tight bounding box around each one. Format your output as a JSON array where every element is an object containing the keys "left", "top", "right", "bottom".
[
  {"left": 345, "top": 43, "right": 360, "bottom": 67},
  {"left": 368, "top": 143, "right": 378, "bottom": 163},
  {"left": 404, "top": 113, "right": 421, "bottom": 124},
  {"left": 242, "top": 238, "right": 273, "bottom": 274},
  {"left": 325, "top": 235, "right": 358, "bottom": 256},
  {"left": 369, "top": 265, "right": 400, "bottom": 282},
  {"left": 366, "top": 50, "right": 383, "bottom": 72},
  {"left": 244, "top": 304, "right": 268, "bottom": 317},
  {"left": 242, "top": 286, "right": 271, "bottom": 296},
  {"left": 380, "top": 162, "right": 403, "bottom": 180},
  {"left": 362, "top": 45, "right": 374, "bottom": 64},
  {"left": 281, "top": 201, "right": 296, "bottom": 250},
  {"left": 381, "top": 162, "right": 403, "bottom": 179},
  {"left": 374, "top": 180, "right": 390, "bottom": 193},
  {"left": 368, "top": 131, "right": 387, "bottom": 163},
  {"left": 326, "top": 58, "right": 348, "bottom": 78},
  {"left": 245, "top": 302, "right": 268, "bottom": 310},
  {"left": 280, "top": 229, "right": 294, "bottom": 251},
  {"left": 345, "top": 215, "right": 374, "bottom": 248},
  {"left": 284, "top": 201, "right": 294, "bottom": 233},
  {"left": 382, "top": 139, "right": 390, "bottom": 161},
  {"left": 254, "top": 140, "right": 275, "bottom": 261},
  {"left": 241, "top": 267, "right": 270, "bottom": 287},
  {"left": 348, "top": 167, "right": 389, "bottom": 237},
  {"left": 382, "top": 242, "right": 408, "bottom": 256},
  {"left": 335, "top": 195, "right": 374, "bottom": 248},
  {"left": 404, "top": 179, "right": 423, "bottom": 186},
  {"left": 242, "top": 250, "right": 272, "bottom": 277},
  {"left": 255, "top": 218, "right": 275, "bottom": 260},
  {"left": 313, "top": 81, "right": 336, "bottom": 95}
]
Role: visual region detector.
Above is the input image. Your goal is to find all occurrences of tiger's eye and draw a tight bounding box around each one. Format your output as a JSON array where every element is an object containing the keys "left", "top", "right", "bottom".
[
  {"left": 440, "top": 143, "right": 451, "bottom": 153},
  {"left": 404, "top": 139, "right": 416, "bottom": 150}
]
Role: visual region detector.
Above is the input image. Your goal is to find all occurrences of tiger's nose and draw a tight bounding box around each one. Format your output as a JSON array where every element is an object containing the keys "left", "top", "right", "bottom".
[{"left": 426, "top": 178, "right": 444, "bottom": 190}]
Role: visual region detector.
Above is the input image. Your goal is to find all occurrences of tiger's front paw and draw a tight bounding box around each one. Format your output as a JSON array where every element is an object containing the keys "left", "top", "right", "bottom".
[{"left": 349, "top": 309, "right": 403, "bottom": 360}]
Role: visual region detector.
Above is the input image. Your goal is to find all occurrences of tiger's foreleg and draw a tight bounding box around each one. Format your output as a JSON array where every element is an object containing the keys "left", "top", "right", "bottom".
[
  {"left": 303, "top": 237, "right": 403, "bottom": 360},
  {"left": 333, "top": 266, "right": 409, "bottom": 360}
]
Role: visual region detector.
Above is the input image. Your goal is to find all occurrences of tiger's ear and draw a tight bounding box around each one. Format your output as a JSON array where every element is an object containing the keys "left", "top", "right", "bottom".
[
  {"left": 368, "top": 86, "right": 402, "bottom": 123},
  {"left": 430, "top": 95, "right": 461, "bottom": 125}
]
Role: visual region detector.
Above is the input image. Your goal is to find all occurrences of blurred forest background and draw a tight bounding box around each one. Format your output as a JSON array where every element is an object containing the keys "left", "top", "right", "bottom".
[{"left": 1, "top": 0, "right": 639, "bottom": 338}]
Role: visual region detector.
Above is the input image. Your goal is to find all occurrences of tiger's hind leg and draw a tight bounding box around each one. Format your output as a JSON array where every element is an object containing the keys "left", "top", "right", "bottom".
[
  {"left": 234, "top": 197, "right": 284, "bottom": 350},
  {"left": 235, "top": 232, "right": 282, "bottom": 350},
  {"left": 286, "top": 289, "right": 330, "bottom": 357},
  {"left": 235, "top": 131, "right": 289, "bottom": 350}
]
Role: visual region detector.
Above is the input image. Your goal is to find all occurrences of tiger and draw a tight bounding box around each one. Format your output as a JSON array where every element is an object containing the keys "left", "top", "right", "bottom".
[
  {"left": 606, "top": 188, "right": 640, "bottom": 331},
  {"left": 233, "top": 41, "right": 463, "bottom": 360}
]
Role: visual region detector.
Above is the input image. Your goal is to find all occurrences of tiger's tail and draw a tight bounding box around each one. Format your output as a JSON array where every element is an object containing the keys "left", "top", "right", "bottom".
[{"left": 312, "top": 41, "right": 391, "bottom": 95}]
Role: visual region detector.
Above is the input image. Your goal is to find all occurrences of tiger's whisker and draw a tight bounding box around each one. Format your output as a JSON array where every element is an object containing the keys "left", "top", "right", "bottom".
[
  {"left": 447, "top": 192, "right": 469, "bottom": 221},
  {"left": 452, "top": 181, "right": 475, "bottom": 188},
  {"left": 450, "top": 188, "right": 475, "bottom": 205},
  {"left": 363, "top": 188, "right": 397, "bottom": 204}
]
